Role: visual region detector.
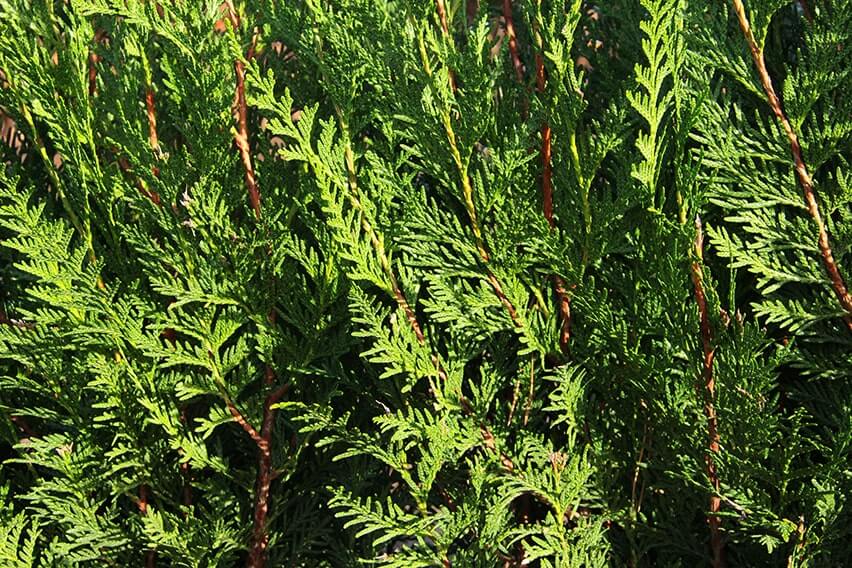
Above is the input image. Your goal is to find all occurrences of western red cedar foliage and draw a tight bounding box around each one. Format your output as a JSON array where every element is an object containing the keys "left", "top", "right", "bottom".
[{"left": 1, "top": 0, "right": 851, "bottom": 566}]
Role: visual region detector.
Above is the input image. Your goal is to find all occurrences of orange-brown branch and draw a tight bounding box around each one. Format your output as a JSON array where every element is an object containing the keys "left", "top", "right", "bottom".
[
  {"left": 224, "top": 1, "right": 262, "bottom": 219},
  {"left": 533, "top": 17, "right": 572, "bottom": 352},
  {"left": 502, "top": 0, "right": 524, "bottom": 82},
  {"left": 690, "top": 216, "right": 724, "bottom": 568},
  {"left": 436, "top": 0, "right": 450, "bottom": 35},
  {"left": 731, "top": 0, "right": 852, "bottom": 332},
  {"left": 798, "top": 0, "right": 813, "bottom": 23},
  {"left": 145, "top": 87, "right": 159, "bottom": 154},
  {"left": 138, "top": 485, "right": 156, "bottom": 567},
  {"left": 247, "top": 381, "right": 288, "bottom": 568},
  {"left": 434, "top": 0, "right": 458, "bottom": 92}
]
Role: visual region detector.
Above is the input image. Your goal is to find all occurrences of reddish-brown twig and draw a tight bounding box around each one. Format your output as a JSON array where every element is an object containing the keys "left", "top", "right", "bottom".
[
  {"left": 731, "top": 0, "right": 852, "bottom": 332},
  {"left": 798, "top": 0, "right": 814, "bottom": 23},
  {"left": 502, "top": 0, "right": 524, "bottom": 82},
  {"left": 337, "top": 116, "right": 427, "bottom": 343},
  {"left": 439, "top": 110, "right": 525, "bottom": 330},
  {"left": 224, "top": 1, "right": 262, "bottom": 219},
  {"left": 220, "top": 377, "right": 288, "bottom": 568},
  {"left": 219, "top": 8, "right": 288, "bottom": 563},
  {"left": 247, "top": 378, "right": 289, "bottom": 568},
  {"left": 145, "top": 87, "right": 159, "bottom": 156},
  {"left": 532, "top": 10, "right": 572, "bottom": 351},
  {"left": 690, "top": 216, "right": 724, "bottom": 568},
  {"left": 436, "top": 0, "right": 450, "bottom": 36},
  {"left": 138, "top": 484, "right": 156, "bottom": 567},
  {"left": 433, "top": 0, "right": 458, "bottom": 92},
  {"left": 117, "top": 156, "right": 162, "bottom": 206},
  {"left": 466, "top": 0, "right": 479, "bottom": 26}
]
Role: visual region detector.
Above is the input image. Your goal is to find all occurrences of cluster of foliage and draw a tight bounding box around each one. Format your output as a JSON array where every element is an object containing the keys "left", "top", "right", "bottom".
[{"left": 2, "top": 0, "right": 851, "bottom": 565}]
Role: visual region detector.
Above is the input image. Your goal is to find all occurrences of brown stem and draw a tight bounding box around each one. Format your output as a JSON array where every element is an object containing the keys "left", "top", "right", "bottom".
[
  {"left": 690, "top": 216, "right": 724, "bottom": 568},
  {"left": 117, "top": 155, "right": 162, "bottom": 206},
  {"left": 466, "top": 0, "right": 479, "bottom": 26},
  {"left": 502, "top": 0, "right": 524, "bottom": 82},
  {"left": 88, "top": 50, "right": 99, "bottom": 98},
  {"left": 440, "top": 111, "right": 525, "bottom": 330},
  {"left": 179, "top": 408, "right": 192, "bottom": 511},
  {"left": 145, "top": 87, "right": 159, "bottom": 155},
  {"left": 433, "top": 0, "right": 458, "bottom": 92},
  {"left": 534, "top": 14, "right": 572, "bottom": 352},
  {"left": 797, "top": 0, "right": 814, "bottom": 23},
  {"left": 138, "top": 485, "right": 156, "bottom": 568},
  {"left": 731, "top": 0, "right": 852, "bottom": 332},
  {"left": 226, "top": 400, "right": 264, "bottom": 446},
  {"left": 436, "top": 0, "right": 450, "bottom": 35},
  {"left": 87, "top": 30, "right": 108, "bottom": 98},
  {"left": 338, "top": 117, "right": 426, "bottom": 343},
  {"left": 144, "top": 59, "right": 163, "bottom": 183},
  {"left": 327, "top": 32, "right": 515, "bottom": 474},
  {"left": 247, "top": 382, "right": 288, "bottom": 568},
  {"left": 225, "top": 1, "right": 262, "bottom": 219}
]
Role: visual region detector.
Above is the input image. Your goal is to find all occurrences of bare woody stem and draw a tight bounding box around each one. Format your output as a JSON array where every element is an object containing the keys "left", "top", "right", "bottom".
[
  {"left": 690, "top": 216, "right": 724, "bottom": 568},
  {"left": 225, "top": 1, "right": 262, "bottom": 220},
  {"left": 731, "top": 0, "right": 852, "bottom": 332},
  {"left": 433, "top": 0, "right": 457, "bottom": 91},
  {"left": 138, "top": 485, "right": 156, "bottom": 568},
  {"left": 435, "top": 0, "right": 450, "bottom": 36},
  {"left": 441, "top": 111, "right": 488, "bottom": 261},
  {"left": 145, "top": 88, "right": 159, "bottom": 154},
  {"left": 533, "top": 6, "right": 572, "bottom": 351},
  {"left": 502, "top": 0, "right": 524, "bottom": 82},
  {"left": 441, "top": 110, "right": 525, "bottom": 329},
  {"left": 218, "top": 370, "right": 287, "bottom": 568},
  {"left": 797, "top": 0, "right": 813, "bottom": 23},
  {"left": 138, "top": 56, "right": 162, "bottom": 561},
  {"left": 219, "top": 7, "right": 285, "bottom": 564},
  {"left": 247, "top": 379, "right": 288, "bottom": 568}
]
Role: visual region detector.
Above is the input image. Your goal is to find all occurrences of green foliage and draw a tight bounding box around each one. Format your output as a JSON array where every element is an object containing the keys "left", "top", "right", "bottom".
[{"left": 1, "top": 0, "right": 851, "bottom": 566}]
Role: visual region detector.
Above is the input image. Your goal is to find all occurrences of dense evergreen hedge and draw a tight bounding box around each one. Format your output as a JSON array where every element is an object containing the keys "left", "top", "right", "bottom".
[{"left": 2, "top": 1, "right": 851, "bottom": 566}]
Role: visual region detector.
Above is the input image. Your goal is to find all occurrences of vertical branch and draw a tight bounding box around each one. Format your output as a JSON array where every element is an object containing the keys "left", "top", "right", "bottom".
[
  {"left": 335, "top": 119, "right": 516, "bottom": 473},
  {"left": 142, "top": 48, "right": 164, "bottom": 202},
  {"left": 138, "top": 485, "right": 156, "bottom": 568},
  {"left": 533, "top": 5, "right": 572, "bottom": 351},
  {"left": 731, "top": 0, "right": 852, "bottom": 332},
  {"left": 466, "top": 0, "right": 479, "bottom": 26},
  {"left": 88, "top": 30, "right": 106, "bottom": 97},
  {"left": 442, "top": 111, "right": 489, "bottom": 262},
  {"left": 433, "top": 0, "right": 458, "bottom": 91},
  {"left": 220, "top": 8, "right": 285, "bottom": 564},
  {"left": 797, "top": 0, "right": 813, "bottom": 23},
  {"left": 435, "top": 0, "right": 450, "bottom": 36},
  {"left": 424, "top": 24, "right": 523, "bottom": 331},
  {"left": 224, "top": 1, "right": 262, "bottom": 219},
  {"left": 690, "top": 216, "right": 724, "bottom": 568},
  {"left": 136, "top": 48, "right": 163, "bottom": 542},
  {"left": 145, "top": 88, "right": 159, "bottom": 154},
  {"left": 247, "top": 379, "right": 288, "bottom": 568},
  {"left": 502, "top": 0, "right": 524, "bottom": 82}
]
